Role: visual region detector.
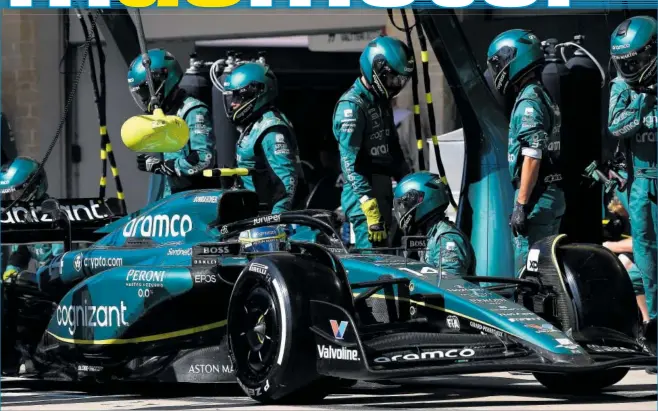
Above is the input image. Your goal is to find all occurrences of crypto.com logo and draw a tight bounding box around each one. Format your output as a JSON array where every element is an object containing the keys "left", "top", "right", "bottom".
[{"left": 9, "top": 0, "right": 571, "bottom": 9}]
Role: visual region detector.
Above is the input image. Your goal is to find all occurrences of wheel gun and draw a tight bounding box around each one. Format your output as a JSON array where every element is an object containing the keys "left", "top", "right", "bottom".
[{"left": 583, "top": 160, "right": 627, "bottom": 194}]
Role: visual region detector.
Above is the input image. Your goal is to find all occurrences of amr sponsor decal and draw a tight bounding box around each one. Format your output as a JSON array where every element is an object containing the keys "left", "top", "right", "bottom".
[
  {"left": 125, "top": 269, "right": 166, "bottom": 298},
  {"left": 123, "top": 214, "right": 193, "bottom": 238},
  {"left": 168, "top": 248, "right": 193, "bottom": 256},
  {"left": 193, "top": 195, "right": 219, "bottom": 203},
  {"left": 587, "top": 344, "right": 635, "bottom": 353},
  {"left": 125, "top": 269, "right": 166, "bottom": 286},
  {"left": 77, "top": 364, "right": 103, "bottom": 373},
  {"left": 249, "top": 263, "right": 269, "bottom": 275},
  {"left": 56, "top": 301, "right": 129, "bottom": 336},
  {"left": 555, "top": 338, "right": 580, "bottom": 350},
  {"left": 253, "top": 214, "right": 281, "bottom": 225},
  {"left": 525, "top": 323, "right": 558, "bottom": 333},
  {"left": 448, "top": 283, "right": 500, "bottom": 300},
  {"left": 1, "top": 199, "right": 111, "bottom": 225},
  {"left": 188, "top": 363, "right": 234, "bottom": 374},
  {"left": 73, "top": 254, "right": 123, "bottom": 272},
  {"left": 469, "top": 321, "right": 504, "bottom": 337},
  {"left": 316, "top": 344, "right": 360, "bottom": 361},
  {"left": 330, "top": 320, "right": 349, "bottom": 340},
  {"left": 374, "top": 348, "right": 475, "bottom": 363}
]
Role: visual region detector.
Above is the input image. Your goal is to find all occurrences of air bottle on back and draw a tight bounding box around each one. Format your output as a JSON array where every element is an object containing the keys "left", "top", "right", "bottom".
[
  {"left": 179, "top": 53, "right": 214, "bottom": 109},
  {"left": 540, "top": 35, "right": 606, "bottom": 244}
]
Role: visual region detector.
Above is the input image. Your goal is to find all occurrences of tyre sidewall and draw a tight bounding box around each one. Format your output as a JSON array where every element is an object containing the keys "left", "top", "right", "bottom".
[{"left": 227, "top": 256, "right": 316, "bottom": 402}]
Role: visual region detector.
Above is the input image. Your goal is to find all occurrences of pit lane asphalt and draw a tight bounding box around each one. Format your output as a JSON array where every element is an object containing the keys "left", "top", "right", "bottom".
[{"left": 2, "top": 370, "right": 655, "bottom": 410}]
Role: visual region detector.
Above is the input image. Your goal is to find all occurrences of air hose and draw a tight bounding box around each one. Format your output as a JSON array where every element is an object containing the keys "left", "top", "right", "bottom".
[
  {"left": 387, "top": 9, "right": 457, "bottom": 209},
  {"left": 556, "top": 40, "right": 606, "bottom": 88},
  {"left": 411, "top": 9, "right": 457, "bottom": 210},
  {"left": 76, "top": 9, "right": 127, "bottom": 214},
  {"left": 2, "top": 13, "right": 99, "bottom": 213},
  {"left": 387, "top": 8, "right": 425, "bottom": 172}
]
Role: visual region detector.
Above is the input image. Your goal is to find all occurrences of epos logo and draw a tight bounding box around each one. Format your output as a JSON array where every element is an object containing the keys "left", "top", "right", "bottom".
[{"left": 9, "top": 0, "right": 572, "bottom": 8}]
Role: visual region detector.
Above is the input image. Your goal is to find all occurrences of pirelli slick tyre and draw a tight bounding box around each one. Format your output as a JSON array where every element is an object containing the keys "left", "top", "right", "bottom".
[
  {"left": 533, "top": 368, "right": 629, "bottom": 394},
  {"left": 227, "top": 254, "right": 330, "bottom": 404}
]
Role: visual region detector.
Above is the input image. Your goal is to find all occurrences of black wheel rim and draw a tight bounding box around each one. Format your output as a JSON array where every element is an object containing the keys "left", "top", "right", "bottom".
[{"left": 231, "top": 282, "right": 280, "bottom": 380}]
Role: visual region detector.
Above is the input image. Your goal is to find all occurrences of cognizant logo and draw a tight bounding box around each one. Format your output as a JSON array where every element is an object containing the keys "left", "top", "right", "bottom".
[
  {"left": 123, "top": 214, "right": 193, "bottom": 238},
  {"left": 56, "top": 302, "right": 129, "bottom": 336},
  {"left": 9, "top": 0, "right": 572, "bottom": 9}
]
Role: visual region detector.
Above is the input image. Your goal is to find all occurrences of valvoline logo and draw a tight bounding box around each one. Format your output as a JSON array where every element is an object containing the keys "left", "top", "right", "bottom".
[{"left": 330, "top": 320, "right": 349, "bottom": 340}]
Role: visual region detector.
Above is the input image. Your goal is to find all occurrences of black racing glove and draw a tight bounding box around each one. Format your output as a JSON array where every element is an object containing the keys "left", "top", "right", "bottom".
[
  {"left": 137, "top": 154, "right": 176, "bottom": 176},
  {"left": 510, "top": 201, "right": 529, "bottom": 237}
]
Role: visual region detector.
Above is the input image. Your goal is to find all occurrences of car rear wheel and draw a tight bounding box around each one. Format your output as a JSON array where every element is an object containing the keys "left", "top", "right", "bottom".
[
  {"left": 227, "top": 255, "right": 329, "bottom": 404},
  {"left": 533, "top": 368, "right": 629, "bottom": 393}
]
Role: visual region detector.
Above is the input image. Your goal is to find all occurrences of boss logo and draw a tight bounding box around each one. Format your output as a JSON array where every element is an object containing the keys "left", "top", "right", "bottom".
[{"left": 203, "top": 246, "right": 230, "bottom": 254}]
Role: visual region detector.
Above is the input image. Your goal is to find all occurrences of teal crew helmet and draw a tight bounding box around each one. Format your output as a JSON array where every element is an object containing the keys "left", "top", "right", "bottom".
[
  {"left": 127, "top": 48, "right": 184, "bottom": 113},
  {"left": 222, "top": 62, "right": 278, "bottom": 125},
  {"left": 0, "top": 156, "right": 48, "bottom": 202},
  {"left": 393, "top": 171, "right": 451, "bottom": 234},
  {"left": 360, "top": 35, "right": 415, "bottom": 100},
  {"left": 486, "top": 29, "right": 544, "bottom": 95},
  {"left": 610, "top": 16, "right": 657, "bottom": 86}
]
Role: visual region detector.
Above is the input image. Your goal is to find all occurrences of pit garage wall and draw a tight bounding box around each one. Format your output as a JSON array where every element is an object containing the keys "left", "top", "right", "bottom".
[{"left": 1, "top": 10, "right": 67, "bottom": 198}]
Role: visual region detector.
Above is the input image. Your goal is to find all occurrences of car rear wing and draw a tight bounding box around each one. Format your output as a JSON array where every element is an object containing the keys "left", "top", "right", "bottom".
[{"left": 1, "top": 197, "right": 126, "bottom": 245}]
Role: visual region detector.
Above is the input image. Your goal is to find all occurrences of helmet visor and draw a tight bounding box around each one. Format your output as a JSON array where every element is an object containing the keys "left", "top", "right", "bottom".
[
  {"left": 129, "top": 71, "right": 167, "bottom": 113},
  {"left": 393, "top": 189, "right": 425, "bottom": 224},
  {"left": 129, "top": 83, "right": 151, "bottom": 112},
  {"left": 487, "top": 45, "right": 518, "bottom": 91},
  {"left": 223, "top": 82, "right": 263, "bottom": 122},
  {"left": 239, "top": 226, "right": 286, "bottom": 252},
  {"left": 242, "top": 238, "right": 281, "bottom": 252},
  {"left": 613, "top": 47, "right": 656, "bottom": 80},
  {"left": 373, "top": 58, "right": 411, "bottom": 98}
]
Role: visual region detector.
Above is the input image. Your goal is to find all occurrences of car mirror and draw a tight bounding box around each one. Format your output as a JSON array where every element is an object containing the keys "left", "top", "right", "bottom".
[
  {"left": 41, "top": 198, "right": 72, "bottom": 252},
  {"left": 41, "top": 198, "right": 62, "bottom": 220}
]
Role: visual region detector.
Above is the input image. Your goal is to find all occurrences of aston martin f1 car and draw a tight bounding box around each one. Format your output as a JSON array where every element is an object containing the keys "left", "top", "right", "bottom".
[{"left": 1, "top": 188, "right": 655, "bottom": 404}]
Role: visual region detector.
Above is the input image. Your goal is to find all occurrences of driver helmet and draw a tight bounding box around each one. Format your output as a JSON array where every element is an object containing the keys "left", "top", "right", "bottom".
[
  {"left": 359, "top": 36, "right": 415, "bottom": 100},
  {"left": 127, "top": 48, "right": 184, "bottom": 113},
  {"left": 610, "top": 16, "right": 657, "bottom": 87},
  {"left": 222, "top": 62, "right": 278, "bottom": 125},
  {"left": 486, "top": 29, "right": 544, "bottom": 96},
  {"left": 239, "top": 226, "right": 287, "bottom": 252},
  {"left": 393, "top": 171, "right": 450, "bottom": 234},
  {"left": 0, "top": 156, "right": 48, "bottom": 202}
]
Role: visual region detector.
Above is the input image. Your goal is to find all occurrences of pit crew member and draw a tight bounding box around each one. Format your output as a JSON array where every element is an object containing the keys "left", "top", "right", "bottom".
[
  {"left": 608, "top": 15, "right": 657, "bottom": 321},
  {"left": 487, "top": 29, "right": 565, "bottom": 274},
  {"left": 333, "top": 35, "right": 414, "bottom": 249},
  {"left": 223, "top": 62, "right": 306, "bottom": 214},
  {"left": 128, "top": 48, "right": 216, "bottom": 199},
  {"left": 1, "top": 157, "right": 64, "bottom": 281},
  {"left": 393, "top": 171, "right": 475, "bottom": 276}
]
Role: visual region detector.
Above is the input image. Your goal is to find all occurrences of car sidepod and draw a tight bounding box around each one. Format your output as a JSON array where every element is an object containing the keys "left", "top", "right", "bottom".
[{"left": 38, "top": 264, "right": 233, "bottom": 381}]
